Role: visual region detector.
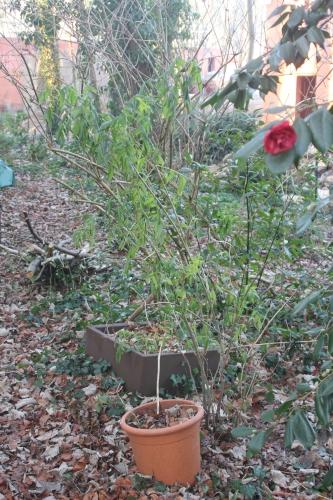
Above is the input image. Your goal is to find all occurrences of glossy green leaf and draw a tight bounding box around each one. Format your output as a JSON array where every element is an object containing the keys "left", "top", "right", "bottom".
[
  {"left": 269, "top": 48, "right": 283, "bottom": 70},
  {"left": 296, "top": 195, "right": 332, "bottom": 234},
  {"left": 296, "top": 209, "right": 315, "bottom": 235},
  {"left": 236, "top": 71, "right": 251, "bottom": 90},
  {"left": 266, "top": 105, "right": 292, "bottom": 114},
  {"left": 268, "top": 4, "right": 288, "bottom": 19},
  {"left": 295, "top": 36, "right": 310, "bottom": 58},
  {"left": 306, "top": 26, "right": 326, "bottom": 48},
  {"left": 265, "top": 148, "right": 296, "bottom": 174},
  {"left": 288, "top": 7, "right": 305, "bottom": 28},
  {"left": 244, "top": 56, "right": 264, "bottom": 73},
  {"left": 307, "top": 107, "right": 333, "bottom": 153},
  {"left": 292, "top": 290, "right": 322, "bottom": 317},
  {"left": 265, "top": 390, "right": 275, "bottom": 403},
  {"left": 270, "top": 12, "right": 289, "bottom": 30},
  {"left": 306, "top": 10, "right": 327, "bottom": 26},
  {"left": 280, "top": 42, "right": 297, "bottom": 65},
  {"left": 230, "top": 89, "right": 250, "bottom": 110},
  {"left": 235, "top": 131, "right": 265, "bottom": 159},
  {"left": 293, "top": 117, "right": 312, "bottom": 158},
  {"left": 202, "top": 80, "right": 237, "bottom": 108}
]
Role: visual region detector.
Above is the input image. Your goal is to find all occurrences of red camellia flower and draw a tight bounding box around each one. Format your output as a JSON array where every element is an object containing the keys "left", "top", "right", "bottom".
[{"left": 264, "top": 121, "right": 297, "bottom": 155}]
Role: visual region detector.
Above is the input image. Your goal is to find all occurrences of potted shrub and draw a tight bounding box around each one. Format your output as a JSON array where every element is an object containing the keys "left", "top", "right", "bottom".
[{"left": 120, "top": 398, "right": 204, "bottom": 485}]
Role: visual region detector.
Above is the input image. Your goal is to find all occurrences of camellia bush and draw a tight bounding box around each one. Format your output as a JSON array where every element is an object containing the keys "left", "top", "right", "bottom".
[{"left": 203, "top": 0, "right": 333, "bottom": 476}]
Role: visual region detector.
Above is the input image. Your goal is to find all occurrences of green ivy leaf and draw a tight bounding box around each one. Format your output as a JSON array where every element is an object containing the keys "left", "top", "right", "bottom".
[
  {"left": 319, "top": 466, "right": 333, "bottom": 490},
  {"left": 296, "top": 383, "right": 311, "bottom": 394},
  {"left": 261, "top": 409, "right": 275, "bottom": 422},
  {"left": 231, "top": 426, "right": 255, "bottom": 438},
  {"left": 328, "top": 328, "right": 333, "bottom": 355},
  {"left": 321, "top": 360, "right": 333, "bottom": 371},
  {"left": 247, "top": 431, "right": 267, "bottom": 457},
  {"left": 265, "top": 390, "right": 275, "bottom": 403},
  {"left": 320, "top": 375, "right": 333, "bottom": 397},
  {"left": 275, "top": 399, "right": 295, "bottom": 417},
  {"left": 265, "top": 148, "right": 296, "bottom": 174},
  {"left": 285, "top": 417, "right": 294, "bottom": 448},
  {"left": 293, "top": 411, "right": 315, "bottom": 449},
  {"left": 315, "top": 392, "right": 330, "bottom": 426},
  {"left": 314, "top": 333, "right": 326, "bottom": 361}
]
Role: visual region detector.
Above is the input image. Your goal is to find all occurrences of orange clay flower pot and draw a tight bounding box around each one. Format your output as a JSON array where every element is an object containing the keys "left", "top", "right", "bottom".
[{"left": 120, "top": 399, "right": 204, "bottom": 485}]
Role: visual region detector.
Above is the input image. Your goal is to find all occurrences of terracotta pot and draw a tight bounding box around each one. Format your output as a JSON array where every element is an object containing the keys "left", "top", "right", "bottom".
[{"left": 120, "top": 399, "right": 204, "bottom": 485}]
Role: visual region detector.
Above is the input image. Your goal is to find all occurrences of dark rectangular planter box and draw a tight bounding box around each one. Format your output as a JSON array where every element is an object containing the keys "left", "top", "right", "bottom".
[{"left": 85, "top": 323, "right": 220, "bottom": 396}]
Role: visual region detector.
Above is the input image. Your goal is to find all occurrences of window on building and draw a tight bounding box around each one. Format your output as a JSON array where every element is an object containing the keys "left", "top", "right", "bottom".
[
  {"left": 208, "top": 57, "right": 215, "bottom": 72},
  {"left": 296, "top": 75, "right": 316, "bottom": 118}
]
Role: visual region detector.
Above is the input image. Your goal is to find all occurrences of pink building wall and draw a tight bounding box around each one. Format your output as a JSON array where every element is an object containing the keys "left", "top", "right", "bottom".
[
  {"left": 0, "top": 37, "right": 77, "bottom": 111},
  {"left": 0, "top": 38, "right": 33, "bottom": 111}
]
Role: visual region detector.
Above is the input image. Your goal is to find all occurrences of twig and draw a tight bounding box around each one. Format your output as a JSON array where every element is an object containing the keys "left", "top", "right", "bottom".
[
  {"left": 54, "top": 178, "right": 107, "bottom": 214},
  {"left": 127, "top": 293, "right": 155, "bottom": 322},
  {"left": 23, "top": 211, "right": 45, "bottom": 246},
  {"left": 0, "top": 243, "right": 20, "bottom": 256},
  {"left": 51, "top": 148, "right": 130, "bottom": 187},
  {"left": 23, "top": 212, "right": 84, "bottom": 257}
]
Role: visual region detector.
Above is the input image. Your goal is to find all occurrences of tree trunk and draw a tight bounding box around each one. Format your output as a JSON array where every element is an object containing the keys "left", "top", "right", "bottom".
[{"left": 247, "top": 0, "right": 255, "bottom": 62}]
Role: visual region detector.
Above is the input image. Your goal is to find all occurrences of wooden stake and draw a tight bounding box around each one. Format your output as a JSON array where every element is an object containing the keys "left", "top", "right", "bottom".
[{"left": 156, "top": 344, "right": 162, "bottom": 415}]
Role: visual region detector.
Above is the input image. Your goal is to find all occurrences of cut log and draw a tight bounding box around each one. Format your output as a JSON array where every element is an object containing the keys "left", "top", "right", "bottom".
[{"left": 27, "top": 256, "right": 43, "bottom": 279}]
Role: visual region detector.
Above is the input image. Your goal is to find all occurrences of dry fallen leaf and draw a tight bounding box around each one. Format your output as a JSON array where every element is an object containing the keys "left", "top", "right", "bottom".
[
  {"left": 271, "top": 469, "right": 289, "bottom": 488},
  {"left": 42, "top": 445, "right": 60, "bottom": 462}
]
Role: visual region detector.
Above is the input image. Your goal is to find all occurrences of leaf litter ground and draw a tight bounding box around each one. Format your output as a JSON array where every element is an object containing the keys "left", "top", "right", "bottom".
[{"left": 0, "top": 170, "right": 332, "bottom": 499}]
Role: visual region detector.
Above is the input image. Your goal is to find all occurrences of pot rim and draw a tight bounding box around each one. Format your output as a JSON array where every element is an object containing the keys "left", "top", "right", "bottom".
[{"left": 120, "top": 398, "right": 204, "bottom": 437}]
